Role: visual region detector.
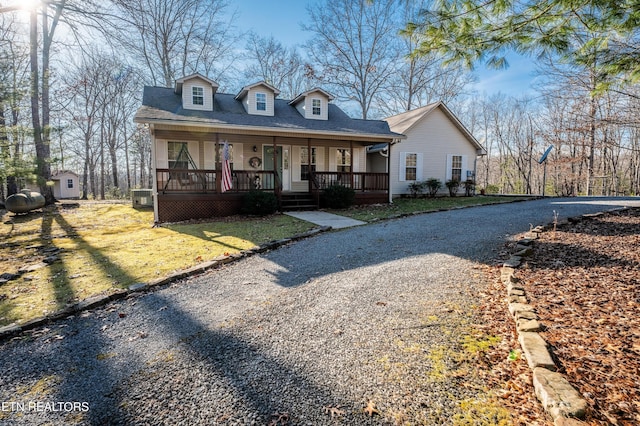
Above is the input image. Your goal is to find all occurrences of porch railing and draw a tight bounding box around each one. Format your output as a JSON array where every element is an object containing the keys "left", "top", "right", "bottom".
[
  {"left": 156, "top": 169, "right": 387, "bottom": 193},
  {"left": 312, "top": 172, "right": 388, "bottom": 191},
  {"left": 157, "top": 169, "right": 276, "bottom": 193}
]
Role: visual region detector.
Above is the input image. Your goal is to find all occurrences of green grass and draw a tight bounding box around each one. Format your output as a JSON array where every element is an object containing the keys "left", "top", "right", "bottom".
[
  {"left": 0, "top": 203, "right": 312, "bottom": 326},
  {"left": 331, "top": 196, "right": 531, "bottom": 222}
]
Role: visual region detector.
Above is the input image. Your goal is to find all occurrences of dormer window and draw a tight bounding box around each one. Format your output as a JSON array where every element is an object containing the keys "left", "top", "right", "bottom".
[
  {"left": 192, "top": 86, "right": 204, "bottom": 105},
  {"left": 256, "top": 92, "right": 267, "bottom": 111},
  {"left": 312, "top": 99, "right": 321, "bottom": 116}
]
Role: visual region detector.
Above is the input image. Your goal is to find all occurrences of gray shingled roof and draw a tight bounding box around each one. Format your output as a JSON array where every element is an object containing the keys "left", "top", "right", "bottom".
[{"left": 134, "top": 86, "right": 402, "bottom": 140}]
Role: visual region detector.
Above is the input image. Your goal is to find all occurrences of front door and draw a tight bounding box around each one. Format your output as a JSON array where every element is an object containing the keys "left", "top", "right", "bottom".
[{"left": 263, "top": 146, "right": 290, "bottom": 191}]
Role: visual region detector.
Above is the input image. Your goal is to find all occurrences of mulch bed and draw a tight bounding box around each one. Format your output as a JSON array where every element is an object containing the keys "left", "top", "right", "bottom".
[{"left": 513, "top": 208, "right": 640, "bottom": 425}]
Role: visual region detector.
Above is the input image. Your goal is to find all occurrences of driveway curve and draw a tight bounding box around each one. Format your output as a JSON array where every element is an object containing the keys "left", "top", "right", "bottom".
[{"left": 1, "top": 197, "right": 638, "bottom": 425}]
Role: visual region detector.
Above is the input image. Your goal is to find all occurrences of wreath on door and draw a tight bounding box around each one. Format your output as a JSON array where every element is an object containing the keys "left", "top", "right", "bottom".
[{"left": 248, "top": 157, "right": 262, "bottom": 169}]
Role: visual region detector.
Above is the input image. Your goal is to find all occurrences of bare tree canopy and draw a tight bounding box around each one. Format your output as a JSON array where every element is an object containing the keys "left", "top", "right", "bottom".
[
  {"left": 243, "top": 33, "right": 309, "bottom": 100},
  {"left": 303, "top": 0, "right": 401, "bottom": 119},
  {"left": 111, "top": 0, "right": 239, "bottom": 87}
]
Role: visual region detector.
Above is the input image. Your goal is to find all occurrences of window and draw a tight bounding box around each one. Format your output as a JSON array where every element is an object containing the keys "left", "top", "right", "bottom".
[
  {"left": 451, "top": 155, "right": 462, "bottom": 182},
  {"left": 217, "top": 144, "right": 234, "bottom": 164},
  {"left": 67, "top": 179, "right": 74, "bottom": 189},
  {"left": 405, "top": 153, "right": 417, "bottom": 181},
  {"left": 300, "top": 147, "right": 316, "bottom": 180},
  {"left": 192, "top": 86, "right": 204, "bottom": 105},
  {"left": 256, "top": 92, "right": 266, "bottom": 111},
  {"left": 336, "top": 149, "right": 351, "bottom": 173},
  {"left": 168, "top": 141, "right": 189, "bottom": 169},
  {"left": 312, "top": 98, "right": 321, "bottom": 115}
]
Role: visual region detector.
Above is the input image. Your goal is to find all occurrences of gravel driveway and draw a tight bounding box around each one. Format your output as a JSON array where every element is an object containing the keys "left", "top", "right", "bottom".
[{"left": 1, "top": 197, "right": 639, "bottom": 425}]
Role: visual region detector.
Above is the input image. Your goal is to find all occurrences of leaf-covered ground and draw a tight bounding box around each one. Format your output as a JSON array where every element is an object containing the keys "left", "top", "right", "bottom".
[{"left": 491, "top": 208, "right": 640, "bottom": 425}]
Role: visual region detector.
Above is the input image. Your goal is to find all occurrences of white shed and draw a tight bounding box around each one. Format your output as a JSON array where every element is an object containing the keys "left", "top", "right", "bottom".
[{"left": 51, "top": 171, "right": 80, "bottom": 199}]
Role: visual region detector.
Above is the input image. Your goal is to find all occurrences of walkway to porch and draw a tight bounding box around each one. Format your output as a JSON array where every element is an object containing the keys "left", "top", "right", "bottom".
[{"left": 283, "top": 211, "right": 366, "bottom": 229}]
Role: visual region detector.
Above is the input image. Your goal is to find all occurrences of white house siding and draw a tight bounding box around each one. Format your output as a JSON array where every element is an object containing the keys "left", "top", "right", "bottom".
[
  {"left": 181, "top": 77, "right": 214, "bottom": 111},
  {"left": 295, "top": 93, "right": 329, "bottom": 120},
  {"left": 390, "top": 107, "right": 477, "bottom": 196},
  {"left": 246, "top": 86, "right": 275, "bottom": 116}
]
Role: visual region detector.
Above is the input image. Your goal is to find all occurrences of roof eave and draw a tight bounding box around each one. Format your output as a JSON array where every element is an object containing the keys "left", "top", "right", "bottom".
[{"left": 134, "top": 116, "right": 404, "bottom": 142}]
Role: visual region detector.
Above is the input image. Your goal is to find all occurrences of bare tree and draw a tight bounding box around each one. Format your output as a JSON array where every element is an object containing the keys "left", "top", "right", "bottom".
[
  {"left": 111, "top": 0, "right": 239, "bottom": 87},
  {"left": 303, "top": 0, "right": 400, "bottom": 119},
  {"left": 0, "top": 12, "right": 31, "bottom": 199},
  {"left": 244, "top": 33, "right": 308, "bottom": 100},
  {"left": 375, "top": 0, "right": 475, "bottom": 116}
]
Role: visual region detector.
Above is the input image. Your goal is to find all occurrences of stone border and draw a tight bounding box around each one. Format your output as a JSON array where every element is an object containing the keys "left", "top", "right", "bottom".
[
  {"left": 0, "top": 226, "right": 331, "bottom": 342},
  {"left": 500, "top": 209, "right": 632, "bottom": 425}
]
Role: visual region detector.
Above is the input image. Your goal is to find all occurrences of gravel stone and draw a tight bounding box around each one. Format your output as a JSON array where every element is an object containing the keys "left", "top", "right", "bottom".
[{"left": 1, "top": 197, "right": 638, "bottom": 425}]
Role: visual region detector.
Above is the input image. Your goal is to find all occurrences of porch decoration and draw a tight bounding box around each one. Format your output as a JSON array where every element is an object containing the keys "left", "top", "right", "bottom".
[
  {"left": 248, "top": 156, "right": 261, "bottom": 169},
  {"left": 221, "top": 141, "right": 233, "bottom": 192}
]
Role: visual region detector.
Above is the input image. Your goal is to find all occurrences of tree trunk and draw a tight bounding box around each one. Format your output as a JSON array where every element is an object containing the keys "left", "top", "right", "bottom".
[{"left": 30, "top": 9, "right": 54, "bottom": 203}]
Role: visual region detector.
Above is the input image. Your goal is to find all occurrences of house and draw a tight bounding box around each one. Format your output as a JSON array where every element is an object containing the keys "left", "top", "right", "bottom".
[
  {"left": 133, "top": 73, "right": 404, "bottom": 223},
  {"left": 370, "top": 102, "right": 486, "bottom": 197},
  {"left": 51, "top": 171, "right": 80, "bottom": 199}
]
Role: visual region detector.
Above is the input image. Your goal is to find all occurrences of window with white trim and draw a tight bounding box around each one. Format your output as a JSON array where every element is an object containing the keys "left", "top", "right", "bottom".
[
  {"left": 192, "top": 86, "right": 204, "bottom": 105},
  {"left": 451, "top": 155, "right": 462, "bottom": 182},
  {"left": 67, "top": 179, "right": 74, "bottom": 189},
  {"left": 300, "top": 147, "right": 316, "bottom": 180},
  {"left": 168, "top": 141, "right": 189, "bottom": 169},
  {"left": 256, "top": 92, "right": 266, "bottom": 111},
  {"left": 405, "top": 153, "right": 417, "bottom": 181},
  {"left": 312, "top": 98, "right": 321, "bottom": 115},
  {"left": 336, "top": 149, "right": 351, "bottom": 173}
]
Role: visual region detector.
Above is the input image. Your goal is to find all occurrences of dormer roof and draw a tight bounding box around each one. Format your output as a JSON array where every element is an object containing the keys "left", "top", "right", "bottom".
[
  {"left": 175, "top": 73, "right": 219, "bottom": 95},
  {"left": 234, "top": 81, "right": 280, "bottom": 100},
  {"left": 289, "top": 88, "right": 335, "bottom": 106}
]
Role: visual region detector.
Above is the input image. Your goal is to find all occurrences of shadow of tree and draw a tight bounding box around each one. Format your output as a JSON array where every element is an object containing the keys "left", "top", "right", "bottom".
[{"left": 107, "top": 293, "right": 353, "bottom": 425}]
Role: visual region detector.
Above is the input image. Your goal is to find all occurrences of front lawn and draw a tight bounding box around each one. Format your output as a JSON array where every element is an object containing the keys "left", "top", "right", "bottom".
[
  {"left": 0, "top": 202, "right": 312, "bottom": 326},
  {"left": 333, "top": 195, "right": 531, "bottom": 222}
]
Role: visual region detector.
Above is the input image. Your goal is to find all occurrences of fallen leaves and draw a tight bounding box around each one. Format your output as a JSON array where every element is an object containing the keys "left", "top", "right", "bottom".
[
  {"left": 363, "top": 400, "right": 380, "bottom": 416},
  {"left": 323, "top": 405, "right": 345, "bottom": 419},
  {"left": 516, "top": 208, "right": 640, "bottom": 425}
]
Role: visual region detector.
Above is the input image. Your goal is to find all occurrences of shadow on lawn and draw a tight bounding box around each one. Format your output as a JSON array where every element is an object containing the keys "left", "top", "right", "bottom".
[{"left": 42, "top": 205, "right": 136, "bottom": 308}]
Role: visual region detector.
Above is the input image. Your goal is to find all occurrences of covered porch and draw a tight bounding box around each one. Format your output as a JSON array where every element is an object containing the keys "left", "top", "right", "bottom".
[{"left": 152, "top": 128, "right": 391, "bottom": 222}]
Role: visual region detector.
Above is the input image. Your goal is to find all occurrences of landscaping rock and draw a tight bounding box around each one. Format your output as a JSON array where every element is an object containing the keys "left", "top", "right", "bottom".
[
  {"left": 43, "top": 255, "right": 60, "bottom": 264},
  {"left": 515, "top": 310, "right": 538, "bottom": 321},
  {"left": 517, "top": 318, "right": 542, "bottom": 332},
  {"left": 503, "top": 256, "right": 522, "bottom": 268},
  {"left": 18, "top": 262, "right": 48, "bottom": 273},
  {"left": 0, "top": 272, "right": 20, "bottom": 281},
  {"left": 533, "top": 367, "right": 587, "bottom": 420},
  {"left": 508, "top": 302, "right": 535, "bottom": 317},
  {"left": 555, "top": 416, "right": 587, "bottom": 426},
  {"left": 519, "top": 332, "right": 556, "bottom": 371}
]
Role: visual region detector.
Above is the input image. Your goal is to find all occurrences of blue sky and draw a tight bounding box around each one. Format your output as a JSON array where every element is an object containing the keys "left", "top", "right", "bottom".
[{"left": 232, "top": 0, "right": 539, "bottom": 98}]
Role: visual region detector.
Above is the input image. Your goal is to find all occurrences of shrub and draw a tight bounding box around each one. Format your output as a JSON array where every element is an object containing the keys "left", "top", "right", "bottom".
[
  {"left": 241, "top": 190, "right": 278, "bottom": 216},
  {"left": 424, "top": 178, "right": 442, "bottom": 198},
  {"left": 463, "top": 179, "right": 476, "bottom": 197},
  {"left": 322, "top": 185, "right": 355, "bottom": 209},
  {"left": 485, "top": 184, "right": 500, "bottom": 194},
  {"left": 445, "top": 179, "right": 460, "bottom": 197},
  {"left": 408, "top": 181, "right": 425, "bottom": 198}
]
